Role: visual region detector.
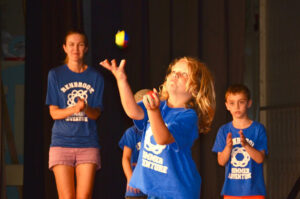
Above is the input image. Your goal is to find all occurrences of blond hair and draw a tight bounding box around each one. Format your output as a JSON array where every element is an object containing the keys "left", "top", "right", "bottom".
[
  {"left": 134, "top": 89, "right": 151, "bottom": 102},
  {"left": 159, "top": 57, "right": 216, "bottom": 133}
]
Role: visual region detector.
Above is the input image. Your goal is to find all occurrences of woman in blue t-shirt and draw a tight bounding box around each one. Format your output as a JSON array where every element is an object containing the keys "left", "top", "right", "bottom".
[
  {"left": 100, "top": 57, "right": 216, "bottom": 199},
  {"left": 46, "top": 30, "right": 104, "bottom": 199}
]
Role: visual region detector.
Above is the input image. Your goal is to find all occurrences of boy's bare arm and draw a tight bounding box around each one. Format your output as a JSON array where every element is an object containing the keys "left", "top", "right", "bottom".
[
  {"left": 217, "top": 133, "right": 232, "bottom": 166},
  {"left": 244, "top": 145, "right": 265, "bottom": 164},
  {"left": 239, "top": 131, "right": 265, "bottom": 164},
  {"left": 122, "top": 146, "right": 141, "bottom": 194},
  {"left": 122, "top": 146, "right": 133, "bottom": 182},
  {"left": 218, "top": 146, "right": 232, "bottom": 166}
]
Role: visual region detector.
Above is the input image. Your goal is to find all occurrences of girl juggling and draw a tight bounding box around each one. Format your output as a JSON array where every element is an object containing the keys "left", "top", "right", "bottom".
[{"left": 100, "top": 57, "right": 215, "bottom": 199}]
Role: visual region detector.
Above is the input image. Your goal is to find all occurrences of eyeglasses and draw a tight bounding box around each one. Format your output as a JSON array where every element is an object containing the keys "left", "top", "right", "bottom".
[{"left": 170, "top": 71, "right": 189, "bottom": 79}]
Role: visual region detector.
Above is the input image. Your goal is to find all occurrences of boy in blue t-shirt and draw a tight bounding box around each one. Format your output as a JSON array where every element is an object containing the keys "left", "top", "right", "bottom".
[
  {"left": 212, "top": 84, "right": 268, "bottom": 199},
  {"left": 119, "top": 89, "right": 149, "bottom": 199},
  {"left": 119, "top": 126, "right": 147, "bottom": 199}
]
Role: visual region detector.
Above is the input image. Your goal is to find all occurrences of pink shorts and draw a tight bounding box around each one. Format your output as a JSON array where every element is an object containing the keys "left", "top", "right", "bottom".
[{"left": 49, "top": 147, "right": 101, "bottom": 170}]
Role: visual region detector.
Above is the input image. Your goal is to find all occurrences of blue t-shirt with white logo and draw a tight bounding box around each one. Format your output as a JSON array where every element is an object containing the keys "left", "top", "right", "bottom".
[
  {"left": 46, "top": 64, "right": 104, "bottom": 148},
  {"left": 212, "top": 121, "right": 268, "bottom": 196},
  {"left": 119, "top": 126, "right": 146, "bottom": 197},
  {"left": 129, "top": 101, "right": 201, "bottom": 199}
]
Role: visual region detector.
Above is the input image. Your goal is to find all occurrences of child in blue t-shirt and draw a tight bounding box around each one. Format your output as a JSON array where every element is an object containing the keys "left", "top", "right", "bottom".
[
  {"left": 119, "top": 126, "right": 147, "bottom": 199},
  {"left": 212, "top": 84, "right": 268, "bottom": 199},
  {"left": 119, "top": 89, "right": 150, "bottom": 199},
  {"left": 100, "top": 57, "right": 216, "bottom": 199}
]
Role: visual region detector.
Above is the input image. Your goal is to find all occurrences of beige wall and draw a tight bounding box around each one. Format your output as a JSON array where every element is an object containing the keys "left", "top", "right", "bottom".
[
  {"left": 260, "top": 1, "right": 300, "bottom": 198},
  {"left": 266, "top": 1, "right": 300, "bottom": 106}
]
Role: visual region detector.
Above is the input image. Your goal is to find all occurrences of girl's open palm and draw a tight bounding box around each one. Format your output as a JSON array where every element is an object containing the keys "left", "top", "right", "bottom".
[{"left": 99, "top": 59, "right": 127, "bottom": 80}]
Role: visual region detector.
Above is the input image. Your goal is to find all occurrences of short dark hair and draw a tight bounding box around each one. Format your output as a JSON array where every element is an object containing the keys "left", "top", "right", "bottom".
[{"left": 225, "top": 84, "right": 251, "bottom": 101}]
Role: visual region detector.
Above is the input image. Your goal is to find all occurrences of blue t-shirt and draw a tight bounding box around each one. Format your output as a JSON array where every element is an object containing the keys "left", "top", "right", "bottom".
[
  {"left": 129, "top": 101, "right": 201, "bottom": 199},
  {"left": 46, "top": 64, "right": 104, "bottom": 148},
  {"left": 212, "top": 121, "right": 268, "bottom": 196},
  {"left": 119, "top": 126, "right": 146, "bottom": 197}
]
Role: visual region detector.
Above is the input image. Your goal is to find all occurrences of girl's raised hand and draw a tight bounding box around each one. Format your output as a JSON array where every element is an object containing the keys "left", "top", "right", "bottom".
[
  {"left": 99, "top": 59, "right": 127, "bottom": 81},
  {"left": 143, "top": 88, "right": 160, "bottom": 111}
]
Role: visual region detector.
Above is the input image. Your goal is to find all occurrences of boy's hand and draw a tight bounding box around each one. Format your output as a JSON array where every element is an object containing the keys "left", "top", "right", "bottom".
[
  {"left": 99, "top": 59, "right": 127, "bottom": 81},
  {"left": 143, "top": 88, "right": 160, "bottom": 111},
  {"left": 127, "top": 184, "right": 141, "bottom": 194},
  {"left": 239, "top": 130, "right": 249, "bottom": 147},
  {"left": 226, "top": 132, "right": 233, "bottom": 149}
]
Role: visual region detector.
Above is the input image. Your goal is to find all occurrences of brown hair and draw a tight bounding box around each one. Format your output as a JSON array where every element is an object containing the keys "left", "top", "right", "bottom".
[
  {"left": 159, "top": 57, "right": 216, "bottom": 134},
  {"left": 225, "top": 84, "right": 251, "bottom": 101}
]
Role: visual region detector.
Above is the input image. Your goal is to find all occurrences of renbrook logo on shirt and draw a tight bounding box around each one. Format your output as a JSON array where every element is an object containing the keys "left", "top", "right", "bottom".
[
  {"left": 60, "top": 81, "right": 95, "bottom": 94},
  {"left": 60, "top": 81, "right": 95, "bottom": 122},
  {"left": 228, "top": 138, "right": 254, "bottom": 180},
  {"left": 142, "top": 125, "right": 168, "bottom": 174}
]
